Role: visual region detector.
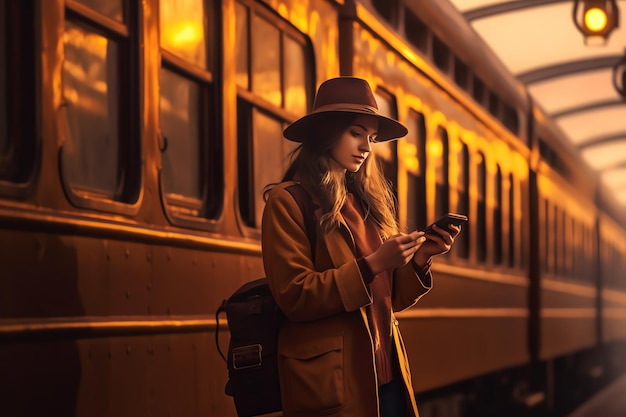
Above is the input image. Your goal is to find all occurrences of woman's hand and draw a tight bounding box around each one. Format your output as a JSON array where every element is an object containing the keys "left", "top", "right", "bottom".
[
  {"left": 365, "top": 231, "right": 426, "bottom": 275},
  {"left": 413, "top": 224, "right": 461, "bottom": 267}
]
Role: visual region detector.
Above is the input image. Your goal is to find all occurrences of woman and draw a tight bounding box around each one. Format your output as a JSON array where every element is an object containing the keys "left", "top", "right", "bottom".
[{"left": 262, "top": 77, "right": 460, "bottom": 417}]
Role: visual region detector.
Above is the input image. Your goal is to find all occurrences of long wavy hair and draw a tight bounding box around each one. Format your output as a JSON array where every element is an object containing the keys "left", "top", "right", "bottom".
[{"left": 266, "top": 113, "right": 399, "bottom": 239}]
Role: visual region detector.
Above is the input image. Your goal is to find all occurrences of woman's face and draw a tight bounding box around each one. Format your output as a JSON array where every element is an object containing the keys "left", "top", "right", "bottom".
[{"left": 329, "top": 115, "right": 379, "bottom": 173}]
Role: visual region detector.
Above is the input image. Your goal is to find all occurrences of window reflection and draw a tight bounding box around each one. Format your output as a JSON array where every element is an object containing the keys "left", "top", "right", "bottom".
[
  {"left": 74, "top": 0, "right": 124, "bottom": 22},
  {"left": 434, "top": 128, "right": 449, "bottom": 218},
  {"left": 252, "top": 14, "right": 281, "bottom": 106},
  {"left": 62, "top": 22, "right": 119, "bottom": 197},
  {"left": 235, "top": 2, "right": 249, "bottom": 89},
  {"left": 159, "top": 68, "right": 201, "bottom": 201},
  {"left": 160, "top": 0, "right": 207, "bottom": 69},
  {"left": 283, "top": 36, "right": 306, "bottom": 115},
  {"left": 252, "top": 110, "right": 295, "bottom": 226}
]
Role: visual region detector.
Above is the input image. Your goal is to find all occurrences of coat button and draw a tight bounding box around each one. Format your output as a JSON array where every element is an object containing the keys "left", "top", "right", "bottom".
[{"left": 394, "top": 320, "right": 399, "bottom": 326}]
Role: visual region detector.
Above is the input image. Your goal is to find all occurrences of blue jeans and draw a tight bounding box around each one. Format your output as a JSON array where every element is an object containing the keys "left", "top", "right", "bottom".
[{"left": 379, "top": 378, "right": 407, "bottom": 417}]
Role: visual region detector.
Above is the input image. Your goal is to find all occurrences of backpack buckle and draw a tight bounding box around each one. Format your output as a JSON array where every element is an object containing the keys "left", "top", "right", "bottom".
[{"left": 232, "top": 344, "right": 263, "bottom": 369}]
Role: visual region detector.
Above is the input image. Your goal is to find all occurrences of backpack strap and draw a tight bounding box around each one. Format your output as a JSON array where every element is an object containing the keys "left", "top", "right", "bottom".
[
  {"left": 216, "top": 184, "right": 317, "bottom": 366},
  {"left": 285, "top": 184, "right": 317, "bottom": 261},
  {"left": 215, "top": 300, "right": 227, "bottom": 363}
]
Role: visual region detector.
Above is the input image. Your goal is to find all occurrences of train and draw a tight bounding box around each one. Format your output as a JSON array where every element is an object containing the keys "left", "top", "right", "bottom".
[{"left": 1, "top": 0, "right": 625, "bottom": 416}]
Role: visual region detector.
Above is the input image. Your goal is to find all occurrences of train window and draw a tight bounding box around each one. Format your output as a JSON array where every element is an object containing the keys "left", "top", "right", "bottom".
[
  {"left": 235, "top": 1, "right": 249, "bottom": 89},
  {"left": 572, "top": 219, "right": 581, "bottom": 279},
  {"left": 404, "top": 110, "right": 427, "bottom": 232},
  {"left": 0, "top": 0, "right": 37, "bottom": 190},
  {"left": 160, "top": 0, "right": 208, "bottom": 70},
  {"left": 454, "top": 58, "right": 470, "bottom": 91},
  {"left": 434, "top": 127, "right": 449, "bottom": 219},
  {"left": 539, "top": 199, "right": 551, "bottom": 272},
  {"left": 372, "top": 0, "right": 400, "bottom": 26},
  {"left": 404, "top": 8, "right": 429, "bottom": 53},
  {"left": 373, "top": 90, "right": 399, "bottom": 193},
  {"left": 472, "top": 76, "right": 485, "bottom": 105},
  {"left": 494, "top": 164, "right": 503, "bottom": 265},
  {"left": 559, "top": 209, "right": 567, "bottom": 276},
  {"left": 488, "top": 90, "right": 500, "bottom": 118},
  {"left": 456, "top": 143, "right": 470, "bottom": 259},
  {"left": 236, "top": 0, "right": 311, "bottom": 230},
  {"left": 553, "top": 205, "right": 561, "bottom": 275},
  {"left": 252, "top": 109, "right": 291, "bottom": 223},
  {"left": 283, "top": 36, "right": 307, "bottom": 116},
  {"left": 62, "top": 22, "right": 121, "bottom": 197},
  {"left": 432, "top": 35, "right": 451, "bottom": 73},
  {"left": 60, "top": 1, "right": 140, "bottom": 212},
  {"left": 508, "top": 173, "right": 515, "bottom": 268},
  {"left": 159, "top": 0, "right": 222, "bottom": 224},
  {"left": 159, "top": 69, "right": 202, "bottom": 201},
  {"left": 546, "top": 201, "right": 555, "bottom": 273},
  {"left": 476, "top": 151, "right": 486, "bottom": 263},
  {"left": 73, "top": 0, "right": 123, "bottom": 22},
  {"left": 252, "top": 15, "right": 281, "bottom": 107},
  {"left": 585, "top": 226, "right": 594, "bottom": 279},
  {"left": 566, "top": 215, "right": 575, "bottom": 276},
  {"left": 502, "top": 103, "right": 519, "bottom": 135}
]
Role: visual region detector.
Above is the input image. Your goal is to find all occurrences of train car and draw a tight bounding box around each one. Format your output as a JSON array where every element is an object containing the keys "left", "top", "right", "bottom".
[
  {"left": 1, "top": 0, "right": 332, "bottom": 415},
  {"left": 530, "top": 103, "right": 608, "bottom": 415},
  {"left": 1, "top": 0, "right": 625, "bottom": 417},
  {"left": 342, "top": 1, "right": 536, "bottom": 415}
]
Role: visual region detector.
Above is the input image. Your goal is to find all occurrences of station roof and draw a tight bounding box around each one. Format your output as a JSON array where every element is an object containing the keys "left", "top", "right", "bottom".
[{"left": 448, "top": 0, "right": 626, "bottom": 207}]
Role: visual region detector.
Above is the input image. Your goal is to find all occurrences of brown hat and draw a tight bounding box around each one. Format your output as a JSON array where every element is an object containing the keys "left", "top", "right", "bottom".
[{"left": 283, "top": 77, "right": 408, "bottom": 143}]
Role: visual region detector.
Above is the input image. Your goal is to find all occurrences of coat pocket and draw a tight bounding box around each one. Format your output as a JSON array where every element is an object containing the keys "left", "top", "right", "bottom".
[{"left": 279, "top": 335, "right": 345, "bottom": 413}]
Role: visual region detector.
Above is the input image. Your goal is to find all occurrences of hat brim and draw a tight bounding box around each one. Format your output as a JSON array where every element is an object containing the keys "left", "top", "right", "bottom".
[{"left": 283, "top": 110, "right": 408, "bottom": 143}]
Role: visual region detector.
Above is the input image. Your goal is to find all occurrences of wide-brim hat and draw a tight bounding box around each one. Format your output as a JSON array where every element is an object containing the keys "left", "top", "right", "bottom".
[{"left": 283, "top": 77, "right": 408, "bottom": 143}]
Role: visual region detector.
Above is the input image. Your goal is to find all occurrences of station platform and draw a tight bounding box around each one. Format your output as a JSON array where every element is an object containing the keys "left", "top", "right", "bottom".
[{"left": 567, "top": 373, "right": 626, "bottom": 417}]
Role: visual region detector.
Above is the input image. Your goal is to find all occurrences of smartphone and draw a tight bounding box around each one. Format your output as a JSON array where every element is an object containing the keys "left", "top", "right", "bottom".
[{"left": 423, "top": 213, "right": 468, "bottom": 235}]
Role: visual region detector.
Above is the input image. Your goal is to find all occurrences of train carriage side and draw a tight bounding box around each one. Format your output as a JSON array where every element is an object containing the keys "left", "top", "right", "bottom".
[
  {"left": 0, "top": 0, "right": 340, "bottom": 416},
  {"left": 530, "top": 102, "right": 612, "bottom": 414},
  {"left": 597, "top": 210, "right": 626, "bottom": 380},
  {"left": 342, "top": 0, "right": 539, "bottom": 414}
]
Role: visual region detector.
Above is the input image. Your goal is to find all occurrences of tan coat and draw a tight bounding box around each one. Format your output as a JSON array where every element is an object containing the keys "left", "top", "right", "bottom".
[{"left": 262, "top": 181, "right": 432, "bottom": 417}]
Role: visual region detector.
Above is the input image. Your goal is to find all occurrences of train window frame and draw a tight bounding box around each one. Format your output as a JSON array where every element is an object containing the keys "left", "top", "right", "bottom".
[
  {"left": 372, "top": 0, "right": 401, "bottom": 27},
  {"left": 455, "top": 142, "right": 470, "bottom": 260},
  {"left": 433, "top": 127, "right": 450, "bottom": 223},
  {"left": 235, "top": 0, "right": 314, "bottom": 235},
  {"left": 493, "top": 164, "right": 503, "bottom": 265},
  {"left": 432, "top": 35, "right": 451, "bottom": 73},
  {"left": 402, "top": 109, "right": 427, "bottom": 232},
  {"left": 58, "top": 0, "right": 142, "bottom": 216},
  {"left": 373, "top": 88, "right": 400, "bottom": 196},
  {"left": 0, "top": 0, "right": 40, "bottom": 198},
  {"left": 453, "top": 58, "right": 470, "bottom": 91},
  {"left": 475, "top": 150, "right": 487, "bottom": 263},
  {"left": 507, "top": 172, "right": 515, "bottom": 268},
  {"left": 157, "top": 0, "right": 224, "bottom": 230},
  {"left": 403, "top": 7, "right": 429, "bottom": 53},
  {"left": 540, "top": 197, "right": 549, "bottom": 274}
]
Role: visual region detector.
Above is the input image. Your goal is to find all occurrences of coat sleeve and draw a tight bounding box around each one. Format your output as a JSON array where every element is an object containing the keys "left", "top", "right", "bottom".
[
  {"left": 262, "top": 186, "right": 372, "bottom": 322},
  {"left": 391, "top": 261, "right": 433, "bottom": 312}
]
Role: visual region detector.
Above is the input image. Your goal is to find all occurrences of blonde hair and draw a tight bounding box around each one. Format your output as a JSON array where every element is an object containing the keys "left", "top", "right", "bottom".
[{"left": 269, "top": 113, "right": 399, "bottom": 239}]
